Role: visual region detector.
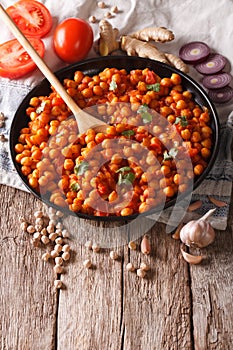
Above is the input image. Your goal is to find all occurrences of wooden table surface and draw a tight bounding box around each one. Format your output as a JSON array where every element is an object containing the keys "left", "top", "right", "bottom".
[{"left": 0, "top": 183, "right": 233, "bottom": 350}]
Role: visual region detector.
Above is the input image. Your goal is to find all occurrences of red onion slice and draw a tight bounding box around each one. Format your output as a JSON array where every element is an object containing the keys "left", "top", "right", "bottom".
[
  {"left": 208, "top": 86, "right": 233, "bottom": 104},
  {"left": 202, "top": 73, "right": 231, "bottom": 89},
  {"left": 179, "top": 41, "right": 210, "bottom": 64},
  {"left": 195, "top": 54, "right": 227, "bottom": 74}
]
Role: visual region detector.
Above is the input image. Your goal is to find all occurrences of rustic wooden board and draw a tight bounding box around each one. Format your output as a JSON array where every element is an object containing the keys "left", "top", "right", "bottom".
[
  {"left": 57, "top": 214, "right": 192, "bottom": 350},
  {"left": 1, "top": 184, "right": 233, "bottom": 350},
  {"left": 123, "top": 222, "right": 192, "bottom": 350},
  {"left": 190, "top": 200, "right": 233, "bottom": 350},
  {"left": 57, "top": 219, "right": 125, "bottom": 350},
  {"left": 0, "top": 185, "right": 57, "bottom": 350}
]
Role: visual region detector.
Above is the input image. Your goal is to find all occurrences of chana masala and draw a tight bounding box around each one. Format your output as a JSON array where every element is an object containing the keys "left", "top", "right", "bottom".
[{"left": 14, "top": 67, "right": 213, "bottom": 217}]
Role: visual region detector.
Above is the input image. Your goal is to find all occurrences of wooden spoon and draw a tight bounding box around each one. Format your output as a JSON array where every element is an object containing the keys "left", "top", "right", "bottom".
[{"left": 0, "top": 4, "right": 106, "bottom": 134}]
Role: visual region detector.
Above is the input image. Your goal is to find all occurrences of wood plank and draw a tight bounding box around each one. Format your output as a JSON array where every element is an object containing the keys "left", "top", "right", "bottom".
[
  {"left": 190, "top": 200, "right": 233, "bottom": 350},
  {"left": 0, "top": 185, "right": 57, "bottom": 350},
  {"left": 122, "top": 220, "right": 192, "bottom": 350},
  {"left": 57, "top": 218, "right": 126, "bottom": 350},
  {"left": 2, "top": 182, "right": 232, "bottom": 349}
]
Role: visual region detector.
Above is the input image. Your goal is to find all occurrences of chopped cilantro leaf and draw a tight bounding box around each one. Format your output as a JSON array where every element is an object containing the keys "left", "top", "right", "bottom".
[
  {"left": 74, "top": 161, "right": 89, "bottom": 175},
  {"left": 118, "top": 171, "right": 135, "bottom": 186},
  {"left": 70, "top": 182, "right": 80, "bottom": 191},
  {"left": 163, "top": 148, "right": 178, "bottom": 160},
  {"left": 121, "top": 129, "right": 135, "bottom": 137},
  {"left": 109, "top": 80, "right": 118, "bottom": 91},
  {"left": 146, "top": 83, "right": 160, "bottom": 92},
  {"left": 36, "top": 101, "right": 48, "bottom": 114},
  {"left": 174, "top": 116, "right": 188, "bottom": 127},
  {"left": 116, "top": 166, "right": 132, "bottom": 173},
  {"left": 116, "top": 166, "right": 135, "bottom": 186},
  {"left": 137, "top": 104, "right": 149, "bottom": 114},
  {"left": 137, "top": 104, "right": 153, "bottom": 124}
]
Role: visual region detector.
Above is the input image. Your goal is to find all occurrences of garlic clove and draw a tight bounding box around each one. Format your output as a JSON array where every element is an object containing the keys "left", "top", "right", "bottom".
[
  {"left": 181, "top": 248, "right": 204, "bottom": 265},
  {"left": 172, "top": 222, "right": 183, "bottom": 240},
  {"left": 200, "top": 208, "right": 216, "bottom": 221},
  {"left": 180, "top": 208, "right": 216, "bottom": 248},
  {"left": 140, "top": 235, "right": 151, "bottom": 254},
  {"left": 208, "top": 196, "right": 227, "bottom": 207},
  {"left": 188, "top": 200, "right": 202, "bottom": 212}
]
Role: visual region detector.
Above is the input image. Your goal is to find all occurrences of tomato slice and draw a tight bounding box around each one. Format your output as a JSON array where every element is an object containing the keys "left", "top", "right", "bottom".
[
  {"left": 0, "top": 37, "right": 45, "bottom": 79},
  {"left": 145, "top": 71, "right": 158, "bottom": 84},
  {"left": 6, "top": 0, "right": 52, "bottom": 38}
]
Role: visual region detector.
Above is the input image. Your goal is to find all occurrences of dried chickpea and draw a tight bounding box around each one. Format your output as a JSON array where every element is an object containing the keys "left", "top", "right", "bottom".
[
  {"left": 128, "top": 241, "right": 137, "bottom": 250},
  {"left": 54, "top": 280, "right": 63, "bottom": 289},
  {"left": 55, "top": 257, "right": 63, "bottom": 266},
  {"left": 54, "top": 265, "right": 64, "bottom": 274},
  {"left": 62, "top": 252, "right": 71, "bottom": 261},
  {"left": 83, "top": 259, "right": 92, "bottom": 269},
  {"left": 42, "top": 252, "right": 51, "bottom": 261},
  {"left": 126, "top": 262, "right": 135, "bottom": 272},
  {"left": 110, "top": 251, "right": 119, "bottom": 260},
  {"left": 62, "top": 244, "right": 70, "bottom": 252},
  {"left": 137, "top": 269, "right": 146, "bottom": 278},
  {"left": 140, "top": 262, "right": 150, "bottom": 271}
]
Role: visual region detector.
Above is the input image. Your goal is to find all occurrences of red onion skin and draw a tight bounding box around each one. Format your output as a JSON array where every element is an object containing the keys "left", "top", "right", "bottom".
[
  {"left": 208, "top": 86, "right": 233, "bottom": 104},
  {"left": 179, "top": 41, "right": 210, "bottom": 64},
  {"left": 195, "top": 54, "right": 227, "bottom": 75},
  {"left": 202, "top": 73, "right": 231, "bottom": 89}
]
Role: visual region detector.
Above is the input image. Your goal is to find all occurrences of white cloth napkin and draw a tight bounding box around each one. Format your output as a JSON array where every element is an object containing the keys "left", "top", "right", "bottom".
[{"left": 0, "top": 0, "right": 233, "bottom": 229}]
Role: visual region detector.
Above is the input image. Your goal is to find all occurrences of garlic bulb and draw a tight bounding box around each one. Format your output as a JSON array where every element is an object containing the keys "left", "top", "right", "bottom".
[{"left": 180, "top": 208, "right": 216, "bottom": 248}]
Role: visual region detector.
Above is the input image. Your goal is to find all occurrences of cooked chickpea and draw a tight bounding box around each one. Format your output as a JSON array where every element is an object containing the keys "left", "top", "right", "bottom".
[
  {"left": 163, "top": 186, "right": 175, "bottom": 198},
  {"left": 170, "top": 73, "right": 182, "bottom": 85},
  {"left": 194, "top": 164, "right": 204, "bottom": 176},
  {"left": 176, "top": 100, "right": 187, "bottom": 110},
  {"left": 120, "top": 208, "right": 133, "bottom": 216},
  {"left": 160, "top": 77, "right": 172, "bottom": 87},
  {"left": 201, "top": 147, "right": 211, "bottom": 158},
  {"left": 181, "top": 129, "right": 191, "bottom": 140}
]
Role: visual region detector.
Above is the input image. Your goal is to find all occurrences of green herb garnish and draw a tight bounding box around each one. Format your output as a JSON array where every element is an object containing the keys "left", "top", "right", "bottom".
[
  {"left": 121, "top": 129, "right": 135, "bottom": 137},
  {"left": 137, "top": 104, "right": 153, "bottom": 124},
  {"left": 109, "top": 80, "right": 118, "bottom": 91},
  {"left": 116, "top": 166, "right": 132, "bottom": 173},
  {"left": 70, "top": 182, "right": 80, "bottom": 191},
  {"left": 163, "top": 148, "right": 178, "bottom": 160},
  {"left": 174, "top": 116, "right": 188, "bottom": 127},
  {"left": 118, "top": 172, "right": 135, "bottom": 186},
  {"left": 74, "top": 161, "right": 89, "bottom": 176},
  {"left": 36, "top": 100, "right": 48, "bottom": 114},
  {"left": 146, "top": 83, "right": 160, "bottom": 92},
  {"left": 116, "top": 166, "right": 135, "bottom": 186}
]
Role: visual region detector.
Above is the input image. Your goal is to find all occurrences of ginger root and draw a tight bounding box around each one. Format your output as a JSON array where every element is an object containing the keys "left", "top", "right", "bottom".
[
  {"left": 98, "top": 20, "right": 120, "bottom": 56},
  {"left": 96, "top": 22, "right": 188, "bottom": 74},
  {"left": 121, "top": 36, "right": 169, "bottom": 64},
  {"left": 130, "top": 26, "right": 175, "bottom": 43},
  {"left": 164, "top": 53, "right": 189, "bottom": 73}
]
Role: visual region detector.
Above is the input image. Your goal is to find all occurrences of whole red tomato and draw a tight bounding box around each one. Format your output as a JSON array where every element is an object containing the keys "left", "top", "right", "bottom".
[{"left": 53, "top": 18, "right": 94, "bottom": 63}]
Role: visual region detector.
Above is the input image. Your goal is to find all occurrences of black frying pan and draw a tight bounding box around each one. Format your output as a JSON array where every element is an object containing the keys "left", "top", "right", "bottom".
[{"left": 9, "top": 56, "right": 220, "bottom": 221}]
